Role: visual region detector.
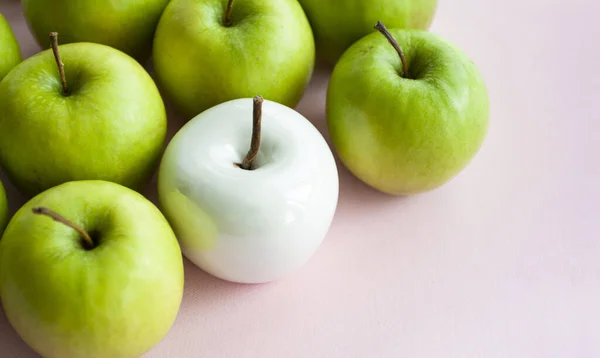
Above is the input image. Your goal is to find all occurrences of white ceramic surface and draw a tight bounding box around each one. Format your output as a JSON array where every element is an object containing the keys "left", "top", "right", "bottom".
[{"left": 158, "top": 98, "right": 339, "bottom": 284}]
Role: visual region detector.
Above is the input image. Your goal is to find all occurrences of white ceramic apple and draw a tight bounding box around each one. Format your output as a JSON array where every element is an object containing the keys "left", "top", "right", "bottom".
[{"left": 158, "top": 96, "right": 339, "bottom": 284}]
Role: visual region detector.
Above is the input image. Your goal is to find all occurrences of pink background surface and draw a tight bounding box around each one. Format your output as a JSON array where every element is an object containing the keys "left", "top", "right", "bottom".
[{"left": 1, "top": 0, "right": 598, "bottom": 357}]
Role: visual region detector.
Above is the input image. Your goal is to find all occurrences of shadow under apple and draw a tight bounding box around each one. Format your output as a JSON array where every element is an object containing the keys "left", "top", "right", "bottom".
[{"left": 0, "top": 306, "right": 40, "bottom": 357}]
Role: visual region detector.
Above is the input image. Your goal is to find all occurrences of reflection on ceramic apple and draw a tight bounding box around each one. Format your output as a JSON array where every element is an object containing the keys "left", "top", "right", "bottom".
[{"left": 158, "top": 97, "right": 339, "bottom": 284}]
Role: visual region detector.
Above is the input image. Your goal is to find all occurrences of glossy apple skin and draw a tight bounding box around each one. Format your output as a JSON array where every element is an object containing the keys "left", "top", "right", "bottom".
[
  {"left": 0, "top": 180, "right": 7, "bottom": 234},
  {"left": 158, "top": 99, "right": 339, "bottom": 283},
  {"left": 298, "top": 0, "right": 438, "bottom": 64},
  {"left": 153, "top": 0, "right": 315, "bottom": 119},
  {"left": 21, "top": 0, "right": 170, "bottom": 61},
  {"left": 0, "top": 180, "right": 184, "bottom": 358},
  {"left": 327, "top": 29, "right": 490, "bottom": 195},
  {"left": 0, "top": 42, "right": 167, "bottom": 197},
  {"left": 0, "top": 13, "right": 21, "bottom": 81}
]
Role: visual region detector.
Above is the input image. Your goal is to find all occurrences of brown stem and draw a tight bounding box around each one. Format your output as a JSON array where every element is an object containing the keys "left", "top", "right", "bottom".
[
  {"left": 49, "top": 32, "right": 69, "bottom": 95},
  {"left": 32, "top": 207, "right": 94, "bottom": 249},
  {"left": 238, "top": 95, "right": 264, "bottom": 170},
  {"left": 224, "top": 0, "right": 234, "bottom": 26},
  {"left": 374, "top": 21, "right": 409, "bottom": 78}
]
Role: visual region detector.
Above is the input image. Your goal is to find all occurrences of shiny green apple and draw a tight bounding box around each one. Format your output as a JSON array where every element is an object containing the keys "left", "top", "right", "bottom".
[
  {"left": 327, "top": 23, "right": 490, "bottom": 195},
  {"left": 153, "top": 0, "right": 315, "bottom": 119},
  {"left": 298, "top": 0, "right": 438, "bottom": 64},
  {"left": 0, "top": 34, "right": 167, "bottom": 197},
  {"left": 21, "top": 0, "right": 170, "bottom": 61},
  {"left": 0, "top": 179, "right": 8, "bottom": 234},
  {"left": 0, "top": 180, "right": 184, "bottom": 358},
  {"left": 0, "top": 13, "right": 21, "bottom": 81}
]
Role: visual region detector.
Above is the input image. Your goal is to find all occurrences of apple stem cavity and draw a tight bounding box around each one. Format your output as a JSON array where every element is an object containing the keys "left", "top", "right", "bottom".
[
  {"left": 224, "top": 0, "right": 235, "bottom": 26},
  {"left": 237, "top": 95, "right": 264, "bottom": 170},
  {"left": 49, "top": 32, "right": 69, "bottom": 96},
  {"left": 32, "top": 207, "right": 95, "bottom": 250},
  {"left": 374, "top": 21, "right": 409, "bottom": 79}
]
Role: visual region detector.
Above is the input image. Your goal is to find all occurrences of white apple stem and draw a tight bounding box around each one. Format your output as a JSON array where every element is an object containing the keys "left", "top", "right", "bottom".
[
  {"left": 49, "top": 32, "right": 69, "bottom": 95},
  {"left": 374, "top": 21, "right": 409, "bottom": 78},
  {"left": 32, "top": 207, "right": 95, "bottom": 250},
  {"left": 224, "top": 0, "right": 235, "bottom": 26},
  {"left": 238, "top": 95, "right": 264, "bottom": 170}
]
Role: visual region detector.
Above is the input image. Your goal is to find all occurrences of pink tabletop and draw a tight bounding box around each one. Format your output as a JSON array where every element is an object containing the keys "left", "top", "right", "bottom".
[{"left": 1, "top": 0, "right": 598, "bottom": 357}]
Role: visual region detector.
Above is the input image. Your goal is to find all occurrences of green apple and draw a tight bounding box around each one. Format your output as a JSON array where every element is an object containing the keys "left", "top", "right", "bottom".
[
  {"left": 0, "top": 179, "right": 8, "bottom": 234},
  {"left": 0, "top": 180, "right": 184, "bottom": 358},
  {"left": 0, "top": 33, "right": 167, "bottom": 197},
  {"left": 0, "top": 13, "right": 21, "bottom": 81},
  {"left": 327, "top": 23, "right": 490, "bottom": 195},
  {"left": 153, "top": 0, "right": 315, "bottom": 119},
  {"left": 298, "top": 0, "right": 438, "bottom": 64},
  {"left": 22, "top": 0, "right": 170, "bottom": 61}
]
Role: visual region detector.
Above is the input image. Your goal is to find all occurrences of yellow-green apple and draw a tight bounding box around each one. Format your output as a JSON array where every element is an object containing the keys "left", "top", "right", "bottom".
[
  {"left": 327, "top": 22, "right": 490, "bottom": 195},
  {"left": 0, "top": 180, "right": 184, "bottom": 358},
  {"left": 153, "top": 0, "right": 315, "bottom": 119},
  {"left": 21, "top": 0, "right": 170, "bottom": 61},
  {"left": 0, "top": 33, "right": 167, "bottom": 197},
  {"left": 298, "top": 0, "right": 438, "bottom": 63},
  {"left": 158, "top": 96, "right": 339, "bottom": 283},
  {"left": 0, "top": 13, "right": 21, "bottom": 81}
]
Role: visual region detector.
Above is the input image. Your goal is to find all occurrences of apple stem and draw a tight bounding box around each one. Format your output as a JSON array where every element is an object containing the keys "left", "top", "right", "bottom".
[
  {"left": 32, "top": 207, "right": 95, "bottom": 250},
  {"left": 49, "top": 32, "right": 69, "bottom": 95},
  {"left": 238, "top": 95, "right": 264, "bottom": 170},
  {"left": 374, "top": 21, "right": 409, "bottom": 78},
  {"left": 224, "top": 0, "right": 235, "bottom": 26}
]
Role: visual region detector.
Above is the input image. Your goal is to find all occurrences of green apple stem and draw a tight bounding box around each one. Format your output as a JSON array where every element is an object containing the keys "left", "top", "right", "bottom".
[
  {"left": 237, "top": 95, "right": 264, "bottom": 170},
  {"left": 374, "top": 21, "right": 409, "bottom": 78},
  {"left": 224, "top": 0, "right": 235, "bottom": 26},
  {"left": 32, "top": 207, "right": 95, "bottom": 250},
  {"left": 49, "top": 32, "right": 69, "bottom": 95}
]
